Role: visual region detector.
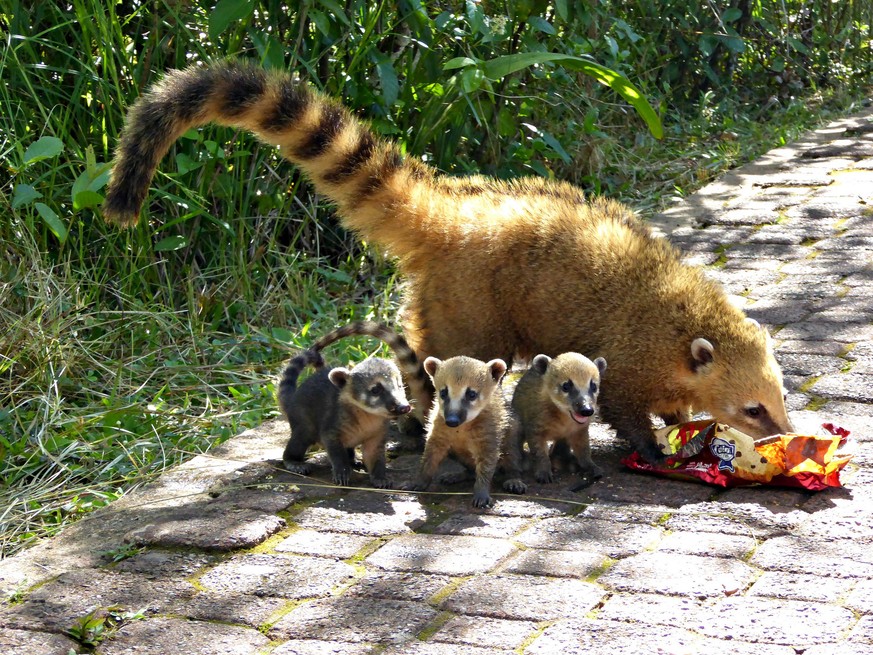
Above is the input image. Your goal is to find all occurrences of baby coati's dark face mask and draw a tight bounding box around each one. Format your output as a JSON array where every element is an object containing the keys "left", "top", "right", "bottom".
[
  {"left": 425, "top": 356, "right": 507, "bottom": 428},
  {"left": 329, "top": 358, "right": 411, "bottom": 417}
]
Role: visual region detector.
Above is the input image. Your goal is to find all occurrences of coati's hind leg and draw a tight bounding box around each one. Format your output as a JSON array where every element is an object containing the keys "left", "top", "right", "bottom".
[
  {"left": 501, "top": 421, "right": 527, "bottom": 495},
  {"left": 282, "top": 425, "right": 318, "bottom": 475},
  {"left": 599, "top": 401, "right": 667, "bottom": 465},
  {"left": 564, "top": 430, "right": 603, "bottom": 492},
  {"left": 659, "top": 409, "right": 693, "bottom": 426},
  {"left": 323, "top": 433, "right": 354, "bottom": 486}
]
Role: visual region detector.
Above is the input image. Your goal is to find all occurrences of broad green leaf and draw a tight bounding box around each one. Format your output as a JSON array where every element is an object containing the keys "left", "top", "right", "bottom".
[
  {"left": 309, "top": 9, "right": 331, "bottom": 36},
  {"left": 722, "top": 8, "right": 743, "bottom": 22},
  {"left": 465, "top": 0, "right": 487, "bottom": 36},
  {"left": 375, "top": 53, "right": 399, "bottom": 106},
  {"left": 443, "top": 57, "right": 479, "bottom": 71},
  {"left": 528, "top": 16, "right": 556, "bottom": 35},
  {"left": 23, "top": 136, "right": 64, "bottom": 165},
  {"left": 554, "top": 0, "right": 568, "bottom": 22},
  {"left": 724, "top": 35, "right": 745, "bottom": 53},
  {"left": 71, "top": 161, "right": 111, "bottom": 205},
  {"left": 208, "top": 0, "right": 255, "bottom": 39},
  {"left": 786, "top": 36, "right": 810, "bottom": 55},
  {"left": 540, "top": 130, "right": 572, "bottom": 163},
  {"left": 73, "top": 190, "right": 104, "bottom": 210},
  {"left": 12, "top": 184, "right": 41, "bottom": 208},
  {"left": 317, "top": 0, "right": 350, "bottom": 26},
  {"left": 35, "top": 203, "right": 68, "bottom": 243},
  {"left": 481, "top": 52, "right": 663, "bottom": 138},
  {"left": 461, "top": 67, "right": 485, "bottom": 93},
  {"left": 176, "top": 153, "right": 198, "bottom": 175},
  {"left": 153, "top": 235, "right": 188, "bottom": 251},
  {"left": 270, "top": 327, "right": 296, "bottom": 343}
]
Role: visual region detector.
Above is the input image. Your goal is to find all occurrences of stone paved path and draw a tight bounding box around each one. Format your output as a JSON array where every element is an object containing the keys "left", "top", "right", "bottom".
[{"left": 3, "top": 108, "right": 873, "bottom": 655}]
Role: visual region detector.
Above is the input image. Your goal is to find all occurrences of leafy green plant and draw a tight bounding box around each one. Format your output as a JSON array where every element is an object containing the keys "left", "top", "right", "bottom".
[{"left": 66, "top": 606, "right": 146, "bottom": 648}]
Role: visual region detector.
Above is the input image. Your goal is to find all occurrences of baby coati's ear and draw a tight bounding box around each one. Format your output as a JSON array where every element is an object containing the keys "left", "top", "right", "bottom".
[
  {"left": 690, "top": 338, "right": 715, "bottom": 372},
  {"left": 593, "top": 357, "right": 607, "bottom": 376},
  {"left": 487, "top": 359, "right": 508, "bottom": 382},
  {"left": 532, "top": 354, "right": 551, "bottom": 375},
  {"left": 423, "top": 356, "right": 441, "bottom": 379},
  {"left": 328, "top": 367, "right": 351, "bottom": 388}
]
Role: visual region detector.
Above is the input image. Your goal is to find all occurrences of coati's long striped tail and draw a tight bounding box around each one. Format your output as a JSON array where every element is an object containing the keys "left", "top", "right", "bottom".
[
  {"left": 102, "top": 59, "right": 432, "bottom": 233},
  {"left": 277, "top": 349, "right": 325, "bottom": 400},
  {"left": 310, "top": 321, "right": 433, "bottom": 417}
]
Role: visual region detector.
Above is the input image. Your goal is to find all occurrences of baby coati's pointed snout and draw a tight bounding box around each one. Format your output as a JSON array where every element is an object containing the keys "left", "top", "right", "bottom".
[
  {"left": 390, "top": 401, "right": 412, "bottom": 416},
  {"left": 574, "top": 405, "right": 595, "bottom": 417},
  {"left": 444, "top": 413, "right": 463, "bottom": 428}
]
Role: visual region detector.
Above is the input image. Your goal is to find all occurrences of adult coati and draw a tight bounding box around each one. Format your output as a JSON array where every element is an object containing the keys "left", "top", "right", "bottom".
[
  {"left": 407, "top": 356, "right": 526, "bottom": 508},
  {"left": 512, "top": 353, "right": 607, "bottom": 491},
  {"left": 103, "top": 60, "right": 794, "bottom": 463},
  {"left": 278, "top": 321, "right": 428, "bottom": 487}
]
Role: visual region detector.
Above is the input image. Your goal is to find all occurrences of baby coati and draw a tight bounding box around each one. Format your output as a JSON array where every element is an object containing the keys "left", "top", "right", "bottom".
[
  {"left": 512, "top": 353, "right": 607, "bottom": 491},
  {"left": 406, "top": 356, "right": 526, "bottom": 508},
  {"left": 278, "top": 321, "right": 427, "bottom": 488},
  {"left": 103, "top": 60, "right": 794, "bottom": 464}
]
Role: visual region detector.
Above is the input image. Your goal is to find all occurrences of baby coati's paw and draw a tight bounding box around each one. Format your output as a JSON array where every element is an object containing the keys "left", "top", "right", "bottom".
[
  {"left": 283, "top": 461, "right": 311, "bottom": 476},
  {"left": 534, "top": 468, "right": 555, "bottom": 484},
  {"left": 332, "top": 466, "right": 352, "bottom": 486},
  {"left": 471, "top": 490, "right": 494, "bottom": 509},
  {"left": 569, "top": 465, "right": 603, "bottom": 492},
  {"left": 371, "top": 476, "right": 394, "bottom": 489},
  {"left": 502, "top": 477, "right": 527, "bottom": 495}
]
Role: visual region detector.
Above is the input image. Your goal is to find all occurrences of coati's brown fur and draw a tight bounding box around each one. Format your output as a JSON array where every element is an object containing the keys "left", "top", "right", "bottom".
[
  {"left": 103, "top": 60, "right": 794, "bottom": 463},
  {"left": 278, "top": 321, "right": 426, "bottom": 488},
  {"left": 407, "top": 356, "right": 526, "bottom": 508},
  {"left": 512, "top": 353, "right": 607, "bottom": 491}
]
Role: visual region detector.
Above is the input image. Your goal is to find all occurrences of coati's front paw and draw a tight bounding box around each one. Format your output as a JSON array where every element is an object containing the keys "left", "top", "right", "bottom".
[
  {"left": 402, "top": 479, "right": 429, "bottom": 492},
  {"left": 637, "top": 441, "right": 670, "bottom": 466},
  {"left": 534, "top": 469, "right": 555, "bottom": 484},
  {"left": 283, "top": 460, "right": 311, "bottom": 476},
  {"left": 569, "top": 465, "right": 603, "bottom": 492},
  {"left": 437, "top": 469, "right": 470, "bottom": 486},
  {"left": 502, "top": 478, "right": 527, "bottom": 495},
  {"left": 332, "top": 467, "right": 352, "bottom": 486},
  {"left": 371, "top": 477, "right": 394, "bottom": 490},
  {"left": 471, "top": 490, "right": 494, "bottom": 508}
]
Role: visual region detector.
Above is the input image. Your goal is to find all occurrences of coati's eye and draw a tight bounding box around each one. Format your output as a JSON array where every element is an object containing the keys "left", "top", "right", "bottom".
[
  {"left": 370, "top": 383, "right": 383, "bottom": 395},
  {"left": 561, "top": 380, "right": 573, "bottom": 393},
  {"left": 465, "top": 388, "right": 478, "bottom": 402},
  {"left": 744, "top": 405, "right": 765, "bottom": 418},
  {"left": 589, "top": 381, "right": 598, "bottom": 394},
  {"left": 439, "top": 388, "right": 449, "bottom": 401}
]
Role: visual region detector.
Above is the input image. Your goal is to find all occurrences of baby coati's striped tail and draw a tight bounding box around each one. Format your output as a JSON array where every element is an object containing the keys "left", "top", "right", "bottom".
[
  {"left": 278, "top": 349, "right": 325, "bottom": 400},
  {"left": 102, "top": 59, "right": 434, "bottom": 243},
  {"left": 310, "top": 321, "right": 432, "bottom": 409}
]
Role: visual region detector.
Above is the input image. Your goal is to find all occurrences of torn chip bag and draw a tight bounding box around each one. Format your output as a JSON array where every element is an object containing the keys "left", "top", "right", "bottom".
[{"left": 623, "top": 420, "right": 853, "bottom": 490}]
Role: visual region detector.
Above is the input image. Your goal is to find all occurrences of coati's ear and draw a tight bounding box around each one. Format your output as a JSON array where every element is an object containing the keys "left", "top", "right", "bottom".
[
  {"left": 690, "top": 338, "right": 715, "bottom": 371},
  {"left": 423, "top": 357, "right": 441, "bottom": 379},
  {"left": 593, "top": 357, "right": 607, "bottom": 376},
  {"left": 328, "top": 367, "right": 351, "bottom": 388},
  {"left": 487, "top": 359, "right": 508, "bottom": 382},
  {"left": 747, "top": 317, "right": 774, "bottom": 348},
  {"left": 532, "top": 354, "right": 551, "bottom": 374}
]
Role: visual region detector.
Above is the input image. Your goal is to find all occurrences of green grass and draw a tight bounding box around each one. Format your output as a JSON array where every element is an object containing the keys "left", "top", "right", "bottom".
[{"left": 1, "top": 0, "right": 871, "bottom": 558}]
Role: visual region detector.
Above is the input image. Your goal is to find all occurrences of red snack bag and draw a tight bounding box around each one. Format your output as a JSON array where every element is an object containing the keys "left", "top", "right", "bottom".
[{"left": 622, "top": 420, "right": 853, "bottom": 490}]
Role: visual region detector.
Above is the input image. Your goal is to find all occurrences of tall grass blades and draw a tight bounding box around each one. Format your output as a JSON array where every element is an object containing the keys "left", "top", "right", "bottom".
[{"left": 1, "top": 1, "right": 871, "bottom": 557}]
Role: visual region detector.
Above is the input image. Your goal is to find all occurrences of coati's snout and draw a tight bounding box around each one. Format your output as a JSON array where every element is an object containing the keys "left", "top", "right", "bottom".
[
  {"left": 534, "top": 353, "right": 607, "bottom": 427},
  {"left": 688, "top": 328, "right": 794, "bottom": 438}
]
